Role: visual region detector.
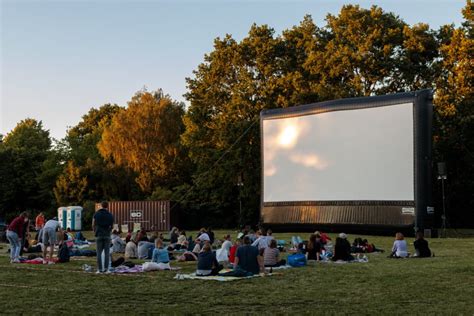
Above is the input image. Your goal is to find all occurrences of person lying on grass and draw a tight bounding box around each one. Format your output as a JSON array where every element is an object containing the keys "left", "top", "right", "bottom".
[
  {"left": 151, "top": 238, "right": 170, "bottom": 270},
  {"left": 389, "top": 232, "right": 408, "bottom": 258},
  {"left": 264, "top": 239, "right": 286, "bottom": 267},
  {"left": 332, "top": 233, "right": 354, "bottom": 262},
  {"left": 196, "top": 243, "right": 222, "bottom": 276}
]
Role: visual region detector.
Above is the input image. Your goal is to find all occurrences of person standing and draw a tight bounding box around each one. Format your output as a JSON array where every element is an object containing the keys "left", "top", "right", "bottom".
[
  {"left": 42, "top": 217, "right": 63, "bottom": 263},
  {"left": 6, "top": 212, "right": 29, "bottom": 263},
  {"left": 35, "top": 212, "right": 45, "bottom": 231},
  {"left": 92, "top": 201, "right": 114, "bottom": 274}
]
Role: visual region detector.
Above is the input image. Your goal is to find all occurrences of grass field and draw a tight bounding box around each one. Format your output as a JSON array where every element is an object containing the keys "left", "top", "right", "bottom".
[{"left": 1, "top": 231, "right": 473, "bottom": 315}]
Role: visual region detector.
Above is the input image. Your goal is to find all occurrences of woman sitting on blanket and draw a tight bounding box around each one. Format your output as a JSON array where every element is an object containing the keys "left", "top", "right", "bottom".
[
  {"left": 175, "top": 230, "right": 188, "bottom": 250},
  {"left": 306, "top": 233, "right": 323, "bottom": 261},
  {"left": 229, "top": 238, "right": 241, "bottom": 265},
  {"left": 332, "top": 233, "right": 354, "bottom": 262},
  {"left": 216, "top": 234, "right": 233, "bottom": 267},
  {"left": 389, "top": 232, "right": 408, "bottom": 258},
  {"left": 125, "top": 236, "right": 138, "bottom": 260},
  {"left": 196, "top": 243, "right": 223, "bottom": 276},
  {"left": 151, "top": 238, "right": 170, "bottom": 269},
  {"left": 263, "top": 239, "right": 286, "bottom": 267}
]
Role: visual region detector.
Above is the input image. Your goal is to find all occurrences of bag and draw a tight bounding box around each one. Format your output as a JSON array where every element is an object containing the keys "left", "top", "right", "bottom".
[
  {"left": 142, "top": 262, "right": 160, "bottom": 272},
  {"left": 288, "top": 253, "right": 307, "bottom": 267},
  {"left": 58, "top": 243, "right": 70, "bottom": 263}
]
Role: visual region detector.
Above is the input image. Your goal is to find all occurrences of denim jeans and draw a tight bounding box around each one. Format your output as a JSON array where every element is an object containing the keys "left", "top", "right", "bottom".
[
  {"left": 6, "top": 230, "right": 21, "bottom": 261},
  {"left": 96, "top": 236, "right": 111, "bottom": 272}
]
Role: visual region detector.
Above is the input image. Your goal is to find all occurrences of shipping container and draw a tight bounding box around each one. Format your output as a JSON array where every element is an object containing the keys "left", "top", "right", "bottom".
[{"left": 95, "top": 201, "right": 179, "bottom": 232}]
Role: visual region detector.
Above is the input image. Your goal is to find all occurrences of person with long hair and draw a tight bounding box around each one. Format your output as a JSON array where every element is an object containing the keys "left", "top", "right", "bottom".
[
  {"left": 307, "top": 233, "right": 323, "bottom": 261},
  {"left": 390, "top": 232, "right": 408, "bottom": 258}
]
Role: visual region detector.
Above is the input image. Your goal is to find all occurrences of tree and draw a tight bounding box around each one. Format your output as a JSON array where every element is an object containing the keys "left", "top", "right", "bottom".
[
  {"left": 57, "top": 103, "right": 139, "bottom": 203},
  {"left": 433, "top": 0, "right": 474, "bottom": 226},
  {"left": 53, "top": 161, "right": 87, "bottom": 206},
  {"left": 99, "top": 89, "right": 187, "bottom": 194},
  {"left": 0, "top": 119, "right": 53, "bottom": 220}
]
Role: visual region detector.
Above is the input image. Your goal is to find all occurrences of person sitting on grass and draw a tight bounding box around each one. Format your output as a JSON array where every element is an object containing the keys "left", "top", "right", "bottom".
[
  {"left": 307, "top": 233, "right": 323, "bottom": 261},
  {"left": 216, "top": 234, "right": 232, "bottom": 267},
  {"left": 196, "top": 243, "right": 222, "bottom": 276},
  {"left": 151, "top": 238, "right": 170, "bottom": 269},
  {"left": 125, "top": 238, "right": 138, "bottom": 259},
  {"left": 332, "top": 233, "right": 354, "bottom": 262},
  {"left": 413, "top": 231, "right": 431, "bottom": 258},
  {"left": 252, "top": 229, "right": 269, "bottom": 255},
  {"left": 389, "top": 232, "right": 408, "bottom": 258},
  {"left": 175, "top": 230, "right": 188, "bottom": 250},
  {"left": 111, "top": 230, "right": 126, "bottom": 253},
  {"left": 220, "top": 236, "right": 264, "bottom": 277},
  {"left": 192, "top": 238, "right": 202, "bottom": 255},
  {"left": 136, "top": 229, "right": 149, "bottom": 242},
  {"left": 229, "top": 238, "right": 241, "bottom": 265},
  {"left": 263, "top": 239, "right": 286, "bottom": 267}
]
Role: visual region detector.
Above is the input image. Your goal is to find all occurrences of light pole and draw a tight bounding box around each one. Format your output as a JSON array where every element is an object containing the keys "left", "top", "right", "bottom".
[
  {"left": 237, "top": 174, "right": 244, "bottom": 228},
  {"left": 437, "top": 162, "right": 447, "bottom": 238}
]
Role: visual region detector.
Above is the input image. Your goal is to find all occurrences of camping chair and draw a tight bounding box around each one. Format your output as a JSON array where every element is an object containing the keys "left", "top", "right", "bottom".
[
  {"left": 133, "top": 222, "right": 141, "bottom": 232},
  {"left": 113, "top": 224, "right": 119, "bottom": 232},
  {"left": 121, "top": 224, "right": 129, "bottom": 233}
]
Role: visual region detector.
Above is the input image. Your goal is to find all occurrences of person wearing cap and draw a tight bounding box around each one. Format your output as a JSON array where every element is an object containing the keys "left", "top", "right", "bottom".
[
  {"left": 42, "top": 216, "right": 63, "bottom": 263},
  {"left": 332, "top": 233, "right": 354, "bottom": 261}
]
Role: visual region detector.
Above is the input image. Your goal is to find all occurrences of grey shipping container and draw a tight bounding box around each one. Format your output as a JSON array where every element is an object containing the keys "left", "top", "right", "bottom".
[{"left": 95, "top": 201, "right": 179, "bottom": 232}]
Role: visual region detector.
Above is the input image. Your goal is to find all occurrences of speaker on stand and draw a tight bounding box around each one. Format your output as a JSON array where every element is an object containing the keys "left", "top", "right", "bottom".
[{"left": 437, "top": 162, "right": 447, "bottom": 238}]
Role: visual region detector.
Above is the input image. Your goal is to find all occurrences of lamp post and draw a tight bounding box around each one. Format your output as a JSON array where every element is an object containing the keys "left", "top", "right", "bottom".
[
  {"left": 437, "top": 162, "right": 447, "bottom": 238},
  {"left": 237, "top": 174, "right": 244, "bottom": 227}
]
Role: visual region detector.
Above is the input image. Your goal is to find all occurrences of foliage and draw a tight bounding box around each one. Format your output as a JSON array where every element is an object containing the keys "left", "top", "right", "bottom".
[
  {"left": 433, "top": 1, "right": 474, "bottom": 225},
  {"left": 53, "top": 161, "right": 88, "bottom": 206},
  {"left": 55, "top": 104, "right": 140, "bottom": 206},
  {"left": 99, "top": 89, "right": 188, "bottom": 194},
  {"left": 0, "top": 119, "right": 53, "bottom": 220},
  {"left": 182, "top": 6, "right": 442, "bottom": 226}
]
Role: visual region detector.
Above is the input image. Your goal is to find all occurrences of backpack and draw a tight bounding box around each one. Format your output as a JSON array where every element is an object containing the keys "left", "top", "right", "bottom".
[
  {"left": 58, "top": 243, "right": 70, "bottom": 263},
  {"left": 288, "top": 253, "right": 307, "bottom": 267}
]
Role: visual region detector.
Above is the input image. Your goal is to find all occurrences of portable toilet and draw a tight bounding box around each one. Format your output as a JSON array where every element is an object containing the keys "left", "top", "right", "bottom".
[
  {"left": 67, "top": 206, "right": 83, "bottom": 231},
  {"left": 58, "top": 207, "right": 68, "bottom": 229}
]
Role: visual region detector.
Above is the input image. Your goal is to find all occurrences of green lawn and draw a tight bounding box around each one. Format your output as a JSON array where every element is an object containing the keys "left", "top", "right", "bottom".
[{"left": 0, "top": 231, "right": 473, "bottom": 314}]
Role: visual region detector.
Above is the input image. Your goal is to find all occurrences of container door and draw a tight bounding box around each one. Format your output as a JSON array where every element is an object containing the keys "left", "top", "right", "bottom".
[
  {"left": 71, "top": 210, "right": 76, "bottom": 230},
  {"left": 62, "top": 210, "right": 67, "bottom": 229}
]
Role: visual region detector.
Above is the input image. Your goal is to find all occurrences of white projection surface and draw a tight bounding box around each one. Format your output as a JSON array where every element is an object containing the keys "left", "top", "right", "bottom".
[{"left": 263, "top": 103, "right": 414, "bottom": 202}]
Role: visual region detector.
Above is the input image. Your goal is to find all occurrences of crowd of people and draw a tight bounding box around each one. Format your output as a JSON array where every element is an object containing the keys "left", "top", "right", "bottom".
[{"left": 4, "top": 203, "right": 433, "bottom": 276}]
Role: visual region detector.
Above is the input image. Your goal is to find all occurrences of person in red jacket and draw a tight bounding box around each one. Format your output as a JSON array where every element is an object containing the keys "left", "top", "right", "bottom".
[{"left": 6, "top": 212, "right": 29, "bottom": 263}]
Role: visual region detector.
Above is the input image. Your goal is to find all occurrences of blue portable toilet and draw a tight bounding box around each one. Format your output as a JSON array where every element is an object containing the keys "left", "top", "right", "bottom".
[
  {"left": 58, "top": 207, "right": 68, "bottom": 229},
  {"left": 67, "top": 206, "right": 83, "bottom": 231}
]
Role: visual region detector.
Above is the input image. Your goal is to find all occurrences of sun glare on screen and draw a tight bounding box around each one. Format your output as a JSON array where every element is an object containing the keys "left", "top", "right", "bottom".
[{"left": 278, "top": 125, "right": 298, "bottom": 148}]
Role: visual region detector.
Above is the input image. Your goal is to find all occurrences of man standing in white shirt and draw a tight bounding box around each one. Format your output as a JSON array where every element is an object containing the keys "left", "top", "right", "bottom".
[{"left": 42, "top": 217, "right": 63, "bottom": 263}]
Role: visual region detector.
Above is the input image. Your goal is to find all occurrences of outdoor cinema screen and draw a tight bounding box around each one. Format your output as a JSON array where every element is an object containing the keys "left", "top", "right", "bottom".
[{"left": 262, "top": 102, "right": 414, "bottom": 202}]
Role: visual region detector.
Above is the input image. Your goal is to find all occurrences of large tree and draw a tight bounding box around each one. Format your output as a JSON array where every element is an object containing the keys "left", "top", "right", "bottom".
[
  {"left": 99, "top": 89, "right": 187, "bottom": 194},
  {"left": 433, "top": 1, "right": 474, "bottom": 226},
  {"left": 182, "top": 6, "right": 441, "bottom": 226},
  {"left": 0, "top": 119, "right": 53, "bottom": 220}
]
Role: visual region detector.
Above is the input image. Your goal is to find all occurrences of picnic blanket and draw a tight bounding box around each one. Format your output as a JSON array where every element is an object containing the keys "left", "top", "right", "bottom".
[
  {"left": 111, "top": 264, "right": 181, "bottom": 274},
  {"left": 174, "top": 269, "right": 276, "bottom": 282},
  {"left": 19, "top": 257, "right": 58, "bottom": 264}
]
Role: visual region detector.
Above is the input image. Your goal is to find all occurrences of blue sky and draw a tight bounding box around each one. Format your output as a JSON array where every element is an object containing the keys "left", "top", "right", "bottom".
[{"left": 1, "top": 0, "right": 468, "bottom": 141}]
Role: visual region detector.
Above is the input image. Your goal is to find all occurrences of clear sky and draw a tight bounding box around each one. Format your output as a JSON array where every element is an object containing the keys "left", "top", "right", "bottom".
[{"left": 0, "top": 0, "right": 467, "bottom": 141}]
